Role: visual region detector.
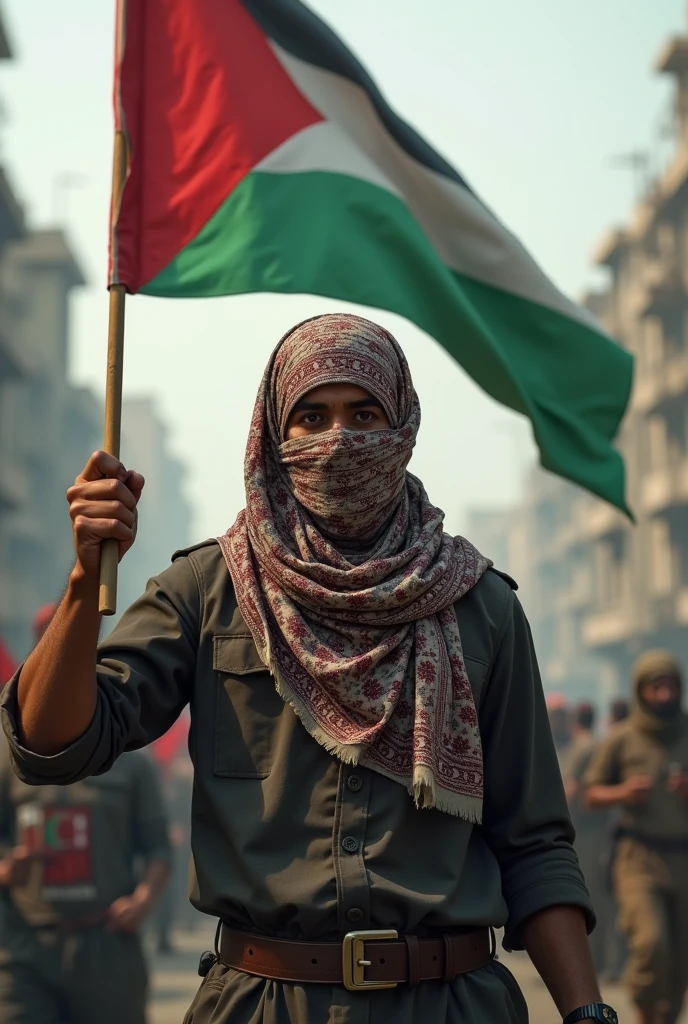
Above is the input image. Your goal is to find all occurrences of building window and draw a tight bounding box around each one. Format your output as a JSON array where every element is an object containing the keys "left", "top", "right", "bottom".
[
  {"left": 648, "top": 415, "right": 668, "bottom": 468},
  {"left": 644, "top": 318, "right": 664, "bottom": 374},
  {"left": 595, "top": 535, "right": 627, "bottom": 609},
  {"left": 656, "top": 222, "right": 676, "bottom": 274},
  {"left": 649, "top": 519, "right": 673, "bottom": 595}
]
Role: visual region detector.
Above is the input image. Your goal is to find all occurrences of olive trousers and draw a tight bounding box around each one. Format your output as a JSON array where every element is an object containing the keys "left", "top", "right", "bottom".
[
  {"left": 614, "top": 837, "right": 688, "bottom": 1024},
  {"left": 182, "top": 958, "right": 529, "bottom": 1024},
  {"left": 0, "top": 902, "right": 147, "bottom": 1024}
]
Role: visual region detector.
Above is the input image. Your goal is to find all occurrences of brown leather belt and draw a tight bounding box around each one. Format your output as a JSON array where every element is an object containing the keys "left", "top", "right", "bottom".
[{"left": 219, "top": 925, "right": 494, "bottom": 991}]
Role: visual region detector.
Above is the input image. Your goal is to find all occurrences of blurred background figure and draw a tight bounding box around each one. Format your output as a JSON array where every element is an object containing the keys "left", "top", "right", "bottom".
[
  {"left": 597, "top": 696, "right": 631, "bottom": 986},
  {"left": 586, "top": 651, "right": 688, "bottom": 1024},
  {"left": 546, "top": 691, "right": 572, "bottom": 765},
  {"left": 0, "top": 604, "right": 173, "bottom": 1024},
  {"left": 149, "top": 710, "right": 195, "bottom": 955},
  {"left": 561, "top": 702, "right": 607, "bottom": 972},
  {"left": 0, "top": 742, "right": 173, "bottom": 1024},
  {"left": 608, "top": 699, "right": 630, "bottom": 728}
]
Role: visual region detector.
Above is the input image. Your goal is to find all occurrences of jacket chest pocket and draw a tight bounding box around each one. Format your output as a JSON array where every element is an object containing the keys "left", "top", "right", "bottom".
[{"left": 212, "top": 635, "right": 285, "bottom": 779}]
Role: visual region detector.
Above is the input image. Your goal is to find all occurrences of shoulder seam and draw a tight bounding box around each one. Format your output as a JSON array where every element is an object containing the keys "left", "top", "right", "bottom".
[
  {"left": 186, "top": 549, "right": 207, "bottom": 631},
  {"left": 172, "top": 538, "right": 219, "bottom": 561},
  {"left": 487, "top": 567, "right": 518, "bottom": 591}
]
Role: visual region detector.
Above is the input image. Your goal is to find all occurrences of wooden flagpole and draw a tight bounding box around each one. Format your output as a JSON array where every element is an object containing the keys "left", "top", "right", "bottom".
[{"left": 99, "top": 128, "right": 128, "bottom": 615}]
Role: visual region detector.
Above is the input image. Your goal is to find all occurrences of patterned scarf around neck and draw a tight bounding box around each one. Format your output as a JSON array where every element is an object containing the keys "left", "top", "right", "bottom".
[{"left": 219, "top": 313, "right": 490, "bottom": 820}]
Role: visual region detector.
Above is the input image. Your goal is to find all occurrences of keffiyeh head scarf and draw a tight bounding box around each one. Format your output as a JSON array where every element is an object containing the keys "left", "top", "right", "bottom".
[
  {"left": 219, "top": 313, "right": 490, "bottom": 820},
  {"left": 631, "top": 650, "right": 687, "bottom": 741}
]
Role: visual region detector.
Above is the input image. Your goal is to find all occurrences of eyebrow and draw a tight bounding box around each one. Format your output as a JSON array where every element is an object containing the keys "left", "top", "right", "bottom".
[
  {"left": 348, "top": 397, "right": 384, "bottom": 410},
  {"left": 291, "top": 400, "right": 327, "bottom": 412}
]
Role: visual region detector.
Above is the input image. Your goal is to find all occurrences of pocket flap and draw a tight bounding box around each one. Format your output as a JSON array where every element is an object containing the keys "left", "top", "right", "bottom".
[{"left": 213, "top": 635, "right": 268, "bottom": 675}]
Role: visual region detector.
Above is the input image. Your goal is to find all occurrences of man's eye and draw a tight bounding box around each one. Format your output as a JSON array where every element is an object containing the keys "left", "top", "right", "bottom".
[
  {"left": 303, "top": 413, "right": 322, "bottom": 425},
  {"left": 355, "top": 411, "right": 374, "bottom": 422}
]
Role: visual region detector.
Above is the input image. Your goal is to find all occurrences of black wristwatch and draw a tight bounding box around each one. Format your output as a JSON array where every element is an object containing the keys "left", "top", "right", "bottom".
[{"left": 563, "top": 1005, "right": 618, "bottom": 1024}]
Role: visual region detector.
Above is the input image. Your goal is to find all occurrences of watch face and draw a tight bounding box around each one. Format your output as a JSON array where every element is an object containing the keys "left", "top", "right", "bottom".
[{"left": 601, "top": 1008, "right": 618, "bottom": 1023}]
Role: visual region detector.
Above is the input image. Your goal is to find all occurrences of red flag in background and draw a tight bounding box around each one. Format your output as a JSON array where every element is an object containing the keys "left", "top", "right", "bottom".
[
  {"left": 0, "top": 637, "right": 16, "bottom": 688},
  {"left": 151, "top": 712, "right": 190, "bottom": 773}
]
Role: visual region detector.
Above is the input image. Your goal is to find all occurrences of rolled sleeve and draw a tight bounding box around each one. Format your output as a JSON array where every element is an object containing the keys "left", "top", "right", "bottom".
[
  {"left": 0, "top": 553, "right": 200, "bottom": 786},
  {"left": 1, "top": 677, "right": 104, "bottom": 785},
  {"left": 479, "top": 591, "right": 595, "bottom": 951}
]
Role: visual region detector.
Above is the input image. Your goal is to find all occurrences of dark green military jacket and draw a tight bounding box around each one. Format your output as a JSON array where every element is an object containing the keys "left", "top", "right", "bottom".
[{"left": 0, "top": 541, "right": 591, "bottom": 1024}]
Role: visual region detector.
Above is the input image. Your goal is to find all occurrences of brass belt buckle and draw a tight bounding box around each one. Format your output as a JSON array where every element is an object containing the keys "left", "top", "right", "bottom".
[{"left": 342, "top": 929, "right": 399, "bottom": 991}]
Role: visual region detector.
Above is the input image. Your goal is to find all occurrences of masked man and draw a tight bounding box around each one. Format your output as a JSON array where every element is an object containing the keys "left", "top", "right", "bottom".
[
  {"left": 2, "top": 315, "right": 613, "bottom": 1024},
  {"left": 586, "top": 651, "right": 688, "bottom": 1024}
]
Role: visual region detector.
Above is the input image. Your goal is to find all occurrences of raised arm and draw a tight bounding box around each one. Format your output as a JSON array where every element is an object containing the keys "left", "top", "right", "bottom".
[
  {"left": 584, "top": 730, "right": 651, "bottom": 810},
  {"left": 1, "top": 452, "right": 199, "bottom": 785},
  {"left": 16, "top": 451, "right": 144, "bottom": 755},
  {"left": 585, "top": 779, "right": 652, "bottom": 810}
]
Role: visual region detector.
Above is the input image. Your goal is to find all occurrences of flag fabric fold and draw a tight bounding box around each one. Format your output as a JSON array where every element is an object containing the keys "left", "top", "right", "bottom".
[{"left": 111, "top": 0, "right": 633, "bottom": 510}]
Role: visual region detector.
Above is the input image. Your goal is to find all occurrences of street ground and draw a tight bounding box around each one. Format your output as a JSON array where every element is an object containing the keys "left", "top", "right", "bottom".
[
  {"left": 147, "top": 925, "right": 688, "bottom": 1023},
  {"left": 500, "top": 948, "right": 641, "bottom": 1022},
  {"left": 147, "top": 921, "right": 213, "bottom": 1024}
]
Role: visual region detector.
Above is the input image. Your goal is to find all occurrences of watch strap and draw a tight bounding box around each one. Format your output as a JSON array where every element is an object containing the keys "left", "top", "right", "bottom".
[{"left": 563, "top": 1004, "right": 618, "bottom": 1024}]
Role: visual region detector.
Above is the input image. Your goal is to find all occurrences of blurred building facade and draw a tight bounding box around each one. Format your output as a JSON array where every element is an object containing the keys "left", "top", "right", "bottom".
[
  {"left": 0, "top": 15, "right": 102, "bottom": 659},
  {"left": 465, "top": 509, "right": 511, "bottom": 578},
  {"left": 0, "top": 226, "right": 100, "bottom": 658},
  {"left": 469, "top": 28, "right": 688, "bottom": 703},
  {"left": 0, "top": 10, "right": 192, "bottom": 654}
]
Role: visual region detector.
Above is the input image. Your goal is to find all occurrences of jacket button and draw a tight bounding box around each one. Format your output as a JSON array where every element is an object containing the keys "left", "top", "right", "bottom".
[
  {"left": 342, "top": 836, "right": 358, "bottom": 854},
  {"left": 347, "top": 775, "right": 363, "bottom": 792},
  {"left": 346, "top": 907, "right": 364, "bottom": 923}
]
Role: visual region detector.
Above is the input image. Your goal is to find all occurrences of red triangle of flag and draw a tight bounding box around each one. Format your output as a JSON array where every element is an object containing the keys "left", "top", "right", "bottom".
[{"left": 112, "top": 0, "right": 323, "bottom": 291}]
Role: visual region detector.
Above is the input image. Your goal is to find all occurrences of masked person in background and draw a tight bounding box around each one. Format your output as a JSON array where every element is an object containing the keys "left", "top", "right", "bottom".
[
  {"left": 1, "top": 314, "right": 614, "bottom": 1024},
  {"left": 0, "top": 603, "right": 172, "bottom": 1024},
  {"left": 586, "top": 652, "right": 688, "bottom": 1024}
]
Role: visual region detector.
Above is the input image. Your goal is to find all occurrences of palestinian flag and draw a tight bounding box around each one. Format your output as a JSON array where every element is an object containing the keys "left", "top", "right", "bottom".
[{"left": 111, "top": 0, "right": 633, "bottom": 510}]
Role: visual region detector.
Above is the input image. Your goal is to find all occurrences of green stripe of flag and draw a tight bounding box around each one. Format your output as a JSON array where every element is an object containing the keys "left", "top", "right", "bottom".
[{"left": 144, "top": 169, "right": 632, "bottom": 510}]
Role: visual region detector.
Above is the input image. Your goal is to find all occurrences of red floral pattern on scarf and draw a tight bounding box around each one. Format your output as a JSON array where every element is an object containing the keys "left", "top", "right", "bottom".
[{"left": 219, "top": 314, "right": 490, "bottom": 820}]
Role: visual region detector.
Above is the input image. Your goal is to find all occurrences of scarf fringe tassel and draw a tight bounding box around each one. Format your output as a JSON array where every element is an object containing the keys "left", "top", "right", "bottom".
[{"left": 269, "top": 657, "right": 483, "bottom": 824}]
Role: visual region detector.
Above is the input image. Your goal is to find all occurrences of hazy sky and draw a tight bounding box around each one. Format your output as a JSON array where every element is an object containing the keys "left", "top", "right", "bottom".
[{"left": 0, "top": 0, "right": 684, "bottom": 541}]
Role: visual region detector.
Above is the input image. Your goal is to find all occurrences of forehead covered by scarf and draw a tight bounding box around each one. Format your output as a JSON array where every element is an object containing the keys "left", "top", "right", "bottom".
[
  {"left": 271, "top": 314, "right": 414, "bottom": 438},
  {"left": 633, "top": 650, "right": 683, "bottom": 698},
  {"left": 260, "top": 313, "right": 422, "bottom": 545}
]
